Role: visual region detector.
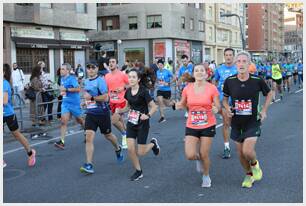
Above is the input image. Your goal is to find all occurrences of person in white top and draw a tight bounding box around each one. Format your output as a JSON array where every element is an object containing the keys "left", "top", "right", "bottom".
[{"left": 12, "top": 63, "right": 25, "bottom": 106}]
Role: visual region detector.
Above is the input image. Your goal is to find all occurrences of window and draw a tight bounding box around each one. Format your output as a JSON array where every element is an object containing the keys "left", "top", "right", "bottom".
[
  {"left": 16, "top": 3, "right": 33, "bottom": 6},
  {"left": 147, "top": 15, "right": 162, "bottom": 29},
  {"left": 97, "top": 19, "right": 102, "bottom": 31},
  {"left": 208, "top": 6, "right": 213, "bottom": 19},
  {"left": 16, "top": 48, "right": 49, "bottom": 74},
  {"left": 128, "top": 16, "right": 138, "bottom": 30},
  {"left": 181, "top": 17, "right": 185, "bottom": 29},
  {"left": 199, "top": 21, "right": 204, "bottom": 32},
  {"left": 106, "top": 19, "right": 113, "bottom": 30},
  {"left": 195, "top": 3, "right": 200, "bottom": 9},
  {"left": 40, "top": 3, "right": 52, "bottom": 8},
  {"left": 209, "top": 27, "right": 213, "bottom": 41},
  {"left": 76, "top": 3, "right": 87, "bottom": 13},
  {"left": 220, "top": 9, "right": 225, "bottom": 23},
  {"left": 190, "top": 18, "right": 194, "bottom": 30},
  {"left": 235, "top": 32, "right": 238, "bottom": 43},
  {"left": 63, "top": 49, "right": 75, "bottom": 67}
]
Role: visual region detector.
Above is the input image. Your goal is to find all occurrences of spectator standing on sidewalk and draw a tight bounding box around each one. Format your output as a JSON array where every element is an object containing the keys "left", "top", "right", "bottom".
[
  {"left": 56, "top": 67, "right": 62, "bottom": 120},
  {"left": 12, "top": 63, "right": 26, "bottom": 106}
]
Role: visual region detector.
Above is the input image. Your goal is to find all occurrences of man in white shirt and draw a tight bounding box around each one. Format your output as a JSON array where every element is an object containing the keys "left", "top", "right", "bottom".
[{"left": 12, "top": 63, "right": 25, "bottom": 106}]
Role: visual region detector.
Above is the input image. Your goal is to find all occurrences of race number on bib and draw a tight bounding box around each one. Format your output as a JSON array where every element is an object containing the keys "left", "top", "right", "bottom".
[
  {"left": 110, "top": 91, "right": 119, "bottom": 101},
  {"left": 298, "top": 71, "right": 302, "bottom": 75},
  {"left": 85, "top": 100, "right": 97, "bottom": 109},
  {"left": 191, "top": 111, "right": 208, "bottom": 126},
  {"left": 128, "top": 110, "right": 141, "bottom": 125},
  {"left": 235, "top": 100, "right": 252, "bottom": 115}
]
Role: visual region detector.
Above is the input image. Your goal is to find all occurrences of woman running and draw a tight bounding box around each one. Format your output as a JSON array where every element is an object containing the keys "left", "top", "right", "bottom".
[
  {"left": 116, "top": 68, "right": 160, "bottom": 181},
  {"left": 175, "top": 64, "right": 221, "bottom": 187}
]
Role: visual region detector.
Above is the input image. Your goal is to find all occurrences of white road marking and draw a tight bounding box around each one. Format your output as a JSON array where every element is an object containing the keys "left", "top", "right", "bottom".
[{"left": 295, "top": 89, "right": 303, "bottom": 93}]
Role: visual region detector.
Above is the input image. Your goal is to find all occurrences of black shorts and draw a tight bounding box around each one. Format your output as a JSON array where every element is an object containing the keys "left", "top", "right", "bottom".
[
  {"left": 286, "top": 75, "right": 293, "bottom": 78},
  {"left": 4, "top": 114, "right": 19, "bottom": 132},
  {"left": 272, "top": 78, "right": 282, "bottom": 85},
  {"left": 185, "top": 125, "right": 216, "bottom": 138},
  {"left": 265, "top": 76, "right": 272, "bottom": 80},
  {"left": 282, "top": 76, "right": 287, "bottom": 80},
  {"left": 157, "top": 90, "right": 171, "bottom": 99},
  {"left": 85, "top": 113, "right": 111, "bottom": 134},
  {"left": 126, "top": 120, "right": 150, "bottom": 144},
  {"left": 293, "top": 72, "right": 298, "bottom": 76},
  {"left": 230, "top": 120, "right": 261, "bottom": 143}
]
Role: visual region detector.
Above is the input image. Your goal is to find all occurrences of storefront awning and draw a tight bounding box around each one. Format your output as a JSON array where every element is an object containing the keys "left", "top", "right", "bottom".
[{"left": 124, "top": 48, "right": 145, "bottom": 52}]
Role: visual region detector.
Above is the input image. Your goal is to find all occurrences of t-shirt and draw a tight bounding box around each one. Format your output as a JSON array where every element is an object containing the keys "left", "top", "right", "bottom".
[
  {"left": 124, "top": 86, "right": 152, "bottom": 126},
  {"left": 98, "top": 57, "right": 109, "bottom": 70},
  {"left": 3, "top": 80, "right": 14, "bottom": 117},
  {"left": 156, "top": 68, "right": 173, "bottom": 91},
  {"left": 84, "top": 76, "right": 109, "bottom": 115},
  {"left": 214, "top": 64, "right": 237, "bottom": 101},
  {"left": 223, "top": 75, "right": 271, "bottom": 125},
  {"left": 61, "top": 75, "right": 80, "bottom": 105},
  {"left": 271, "top": 64, "right": 282, "bottom": 80},
  {"left": 178, "top": 64, "right": 193, "bottom": 88},
  {"left": 182, "top": 83, "right": 219, "bottom": 129},
  {"left": 265, "top": 65, "right": 272, "bottom": 77},
  {"left": 283, "top": 64, "right": 294, "bottom": 75},
  {"left": 105, "top": 70, "right": 129, "bottom": 104},
  {"left": 297, "top": 63, "right": 303, "bottom": 74}
]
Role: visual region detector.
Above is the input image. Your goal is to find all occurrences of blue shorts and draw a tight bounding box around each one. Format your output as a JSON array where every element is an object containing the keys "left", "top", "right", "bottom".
[{"left": 61, "top": 103, "right": 82, "bottom": 118}]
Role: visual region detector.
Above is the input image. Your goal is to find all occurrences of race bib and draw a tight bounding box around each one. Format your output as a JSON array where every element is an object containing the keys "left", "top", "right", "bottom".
[
  {"left": 287, "top": 72, "right": 292, "bottom": 75},
  {"left": 235, "top": 100, "right": 252, "bottom": 115},
  {"left": 158, "top": 79, "right": 165, "bottom": 87},
  {"left": 85, "top": 100, "right": 97, "bottom": 109},
  {"left": 298, "top": 71, "right": 303, "bottom": 75},
  {"left": 78, "top": 72, "right": 84, "bottom": 77},
  {"left": 191, "top": 111, "right": 208, "bottom": 126},
  {"left": 61, "top": 91, "right": 67, "bottom": 98},
  {"left": 128, "top": 110, "right": 141, "bottom": 125},
  {"left": 110, "top": 91, "right": 119, "bottom": 101}
]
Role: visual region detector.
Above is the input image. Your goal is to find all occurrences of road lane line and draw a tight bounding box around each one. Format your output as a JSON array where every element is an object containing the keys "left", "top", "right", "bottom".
[{"left": 295, "top": 89, "right": 303, "bottom": 93}]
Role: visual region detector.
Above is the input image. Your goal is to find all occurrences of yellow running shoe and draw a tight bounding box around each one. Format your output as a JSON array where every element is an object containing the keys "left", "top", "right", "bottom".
[
  {"left": 242, "top": 174, "right": 254, "bottom": 188},
  {"left": 251, "top": 161, "right": 263, "bottom": 181}
]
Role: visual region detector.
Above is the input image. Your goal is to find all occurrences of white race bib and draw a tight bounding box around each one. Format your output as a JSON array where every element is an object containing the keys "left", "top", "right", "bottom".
[
  {"left": 191, "top": 111, "right": 208, "bottom": 126},
  {"left": 85, "top": 100, "right": 97, "bottom": 109},
  {"left": 235, "top": 100, "right": 252, "bottom": 115},
  {"left": 128, "top": 110, "right": 141, "bottom": 125}
]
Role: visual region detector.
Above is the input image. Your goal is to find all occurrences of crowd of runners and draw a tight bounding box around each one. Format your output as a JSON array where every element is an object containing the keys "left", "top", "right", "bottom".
[{"left": 3, "top": 47, "right": 303, "bottom": 188}]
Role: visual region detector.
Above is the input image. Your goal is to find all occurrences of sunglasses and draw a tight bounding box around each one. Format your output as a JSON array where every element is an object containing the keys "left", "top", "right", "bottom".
[{"left": 86, "top": 66, "right": 96, "bottom": 70}]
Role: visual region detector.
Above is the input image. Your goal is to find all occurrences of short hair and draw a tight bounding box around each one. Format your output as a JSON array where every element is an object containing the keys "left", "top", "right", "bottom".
[
  {"left": 157, "top": 59, "right": 164, "bottom": 65},
  {"left": 234, "top": 51, "right": 251, "bottom": 64},
  {"left": 109, "top": 57, "right": 117, "bottom": 63},
  {"left": 224, "top": 48, "right": 235, "bottom": 55},
  {"left": 181, "top": 54, "right": 189, "bottom": 60},
  {"left": 62, "top": 63, "right": 72, "bottom": 70}
]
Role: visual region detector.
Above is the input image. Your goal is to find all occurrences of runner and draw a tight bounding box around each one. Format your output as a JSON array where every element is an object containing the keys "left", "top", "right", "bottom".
[
  {"left": 3, "top": 63, "right": 36, "bottom": 167},
  {"left": 297, "top": 60, "right": 303, "bottom": 88},
  {"left": 264, "top": 62, "right": 273, "bottom": 89},
  {"left": 283, "top": 59, "right": 294, "bottom": 93},
  {"left": 80, "top": 62, "right": 123, "bottom": 174},
  {"left": 271, "top": 58, "right": 283, "bottom": 102},
  {"left": 213, "top": 48, "right": 237, "bottom": 159},
  {"left": 155, "top": 59, "right": 176, "bottom": 123},
  {"left": 116, "top": 68, "right": 160, "bottom": 181},
  {"left": 175, "top": 64, "right": 221, "bottom": 187},
  {"left": 54, "top": 63, "right": 85, "bottom": 149},
  {"left": 105, "top": 57, "right": 129, "bottom": 149},
  {"left": 177, "top": 55, "right": 194, "bottom": 118},
  {"left": 293, "top": 61, "right": 299, "bottom": 85},
  {"left": 222, "top": 51, "right": 272, "bottom": 188}
]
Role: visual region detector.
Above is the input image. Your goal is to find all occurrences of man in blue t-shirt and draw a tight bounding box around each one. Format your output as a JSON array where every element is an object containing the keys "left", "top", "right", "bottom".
[
  {"left": 283, "top": 59, "right": 295, "bottom": 93},
  {"left": 80, "top": 62, "right": 123, "bottom": 174},
  {"left": 177, "top": 55, "right": 193, "bottom": 92},
  {"left": 54, "top": 63, "right": 85, "bottom": 149},
  {"left": 297, "top": 60, "right": 303, "bottom": 88},
  {"left": 213, "top": 48, "right": 237, "bottom": 159},
  {"left": 156, "top": 59, "right": 175, "bottom": 123}
]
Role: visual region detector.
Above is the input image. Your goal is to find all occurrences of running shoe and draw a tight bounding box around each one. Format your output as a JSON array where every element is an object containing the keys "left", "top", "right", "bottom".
[
  {"left": 54, "top": 140, "right": 65, "bottom": 149},
  {"left": 222, "top": 147, "right": 231, "bottom": 159},
  {"left": 115, "top": 146, "right": 124, "bottom": 162},
  {"left": 196, "top": 160, "right": 203, "bottom": 173},
  {"left": 201, "top": 175, "right": 211, "bottom": 188},
  {"left": 242, "top": 174, "right": 254, "bottom": 188},
  {"left": 158, "top": 117, "right": 166, "bottom": 123},
  {"left": 251, "top": 160, "right": 263, "bottom": 181},
  {"left": 150, "top": 138, "right": 160, "bottom": 156},
  {"left": 80, "top": 163, "right": 94, "bottom": 174},
  {"left": 121, "top": 134, "right": 128, "bottom": 149},
  {"left": 3, "top": 160, "right": 7, "bottom": 168},
  {"left": 28, "top": 149, "right": 36, "bottom": 167},
  {"left": 130, "top": 170, "right": 143, "bottom": 181}
]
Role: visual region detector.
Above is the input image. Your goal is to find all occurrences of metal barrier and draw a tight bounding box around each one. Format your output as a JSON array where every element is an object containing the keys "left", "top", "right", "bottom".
[{"left": 12, "top": 93, "right": 24, "bottom": 130}]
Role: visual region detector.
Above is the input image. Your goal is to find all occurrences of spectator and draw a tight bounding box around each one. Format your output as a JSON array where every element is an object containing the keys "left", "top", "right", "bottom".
[
  {"left": 56, "top": 67, "right": 62, "bottom": 120},
  {"left": 29, "top": 65, "right": 45, "bottom": 126},
  {"left": 75, "top": 64, "right": 85, "bottom": 84},
  {"left": 98, "top": 51, "right": 109, "bottom": 76},
  {"left": 11, "top": 63, "right": 26, "bottom": 106}
]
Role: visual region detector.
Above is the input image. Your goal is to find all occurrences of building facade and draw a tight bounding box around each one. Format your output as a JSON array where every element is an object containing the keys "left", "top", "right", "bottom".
[
  {"left": 203, "top": 3, "right": 244, "bottom": 65},
  {"left": 3, "top": 3, "right": 97, "bottom": 82},
  {"left": 246, "top": 3, "right": 284, "bottom": 61},
  {"left": 88, "top": 3, "right": 205, "bottom": 68}
]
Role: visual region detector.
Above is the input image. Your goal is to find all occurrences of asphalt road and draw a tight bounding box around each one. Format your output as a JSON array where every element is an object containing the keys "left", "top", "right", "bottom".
[{"left": 3, "top": 85, "right": 303, "bottom": 203}]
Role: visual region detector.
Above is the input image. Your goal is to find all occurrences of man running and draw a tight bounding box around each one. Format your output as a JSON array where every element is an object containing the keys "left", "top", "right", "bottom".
[
  {"left": 54, "top": 63, "right": 85, "bottom": 149},
  {"left": 105, "top": 57, "right": 129, "bottom": 149},
  {"left": 80, "top": 62, "right": 123, "bottom": 174},
  {"left": 271, "top": 58, "right": 283, "bottom": 102},
  {"left": 283, "top": 59, "right": 294, "bottom": 93},
  {"left": 155, "top": 59, "right": 176, "bottom": 123},
  {"left": 223, "top": 51, "right": 272, "bottom": 188},
  {"left": 297, "top": 60, "right": 303, "bottom": 88},
  {"left": 213, "top": 48, "right": 237, "bottom": 159}
]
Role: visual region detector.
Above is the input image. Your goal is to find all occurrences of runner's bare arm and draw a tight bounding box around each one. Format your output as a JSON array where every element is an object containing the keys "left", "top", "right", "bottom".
[
  {"left": 260, "top": 90, "right": 273, "bottom": 121},
  {"left": 175, "top": 94, "right": 187, "bottom": 110},
  {"left": 93, "top": 93, "right": 109, "bottom": 102},
  {"left": 147, "top": 100, "right": 158, "bottom": 117},
  {"left": 222, "top": 96, "right": 233, "bottom": 118},
  {"left": 212, "top": 95, "right": 221, "bottom": 114},
  {"left": 3, "top": 92, "right": 8, "bottom": 105},
  {"left": 67, "top": 87, "right": 81, "bottom": 93}
]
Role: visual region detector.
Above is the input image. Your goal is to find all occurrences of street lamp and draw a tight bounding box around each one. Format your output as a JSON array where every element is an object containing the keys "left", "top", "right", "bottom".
[
  {"left": 220, "top": 13, "right": 246, "bottom": 50},
  {"left": 117, "top": 39, "right": 122, "bottom": 66}
]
